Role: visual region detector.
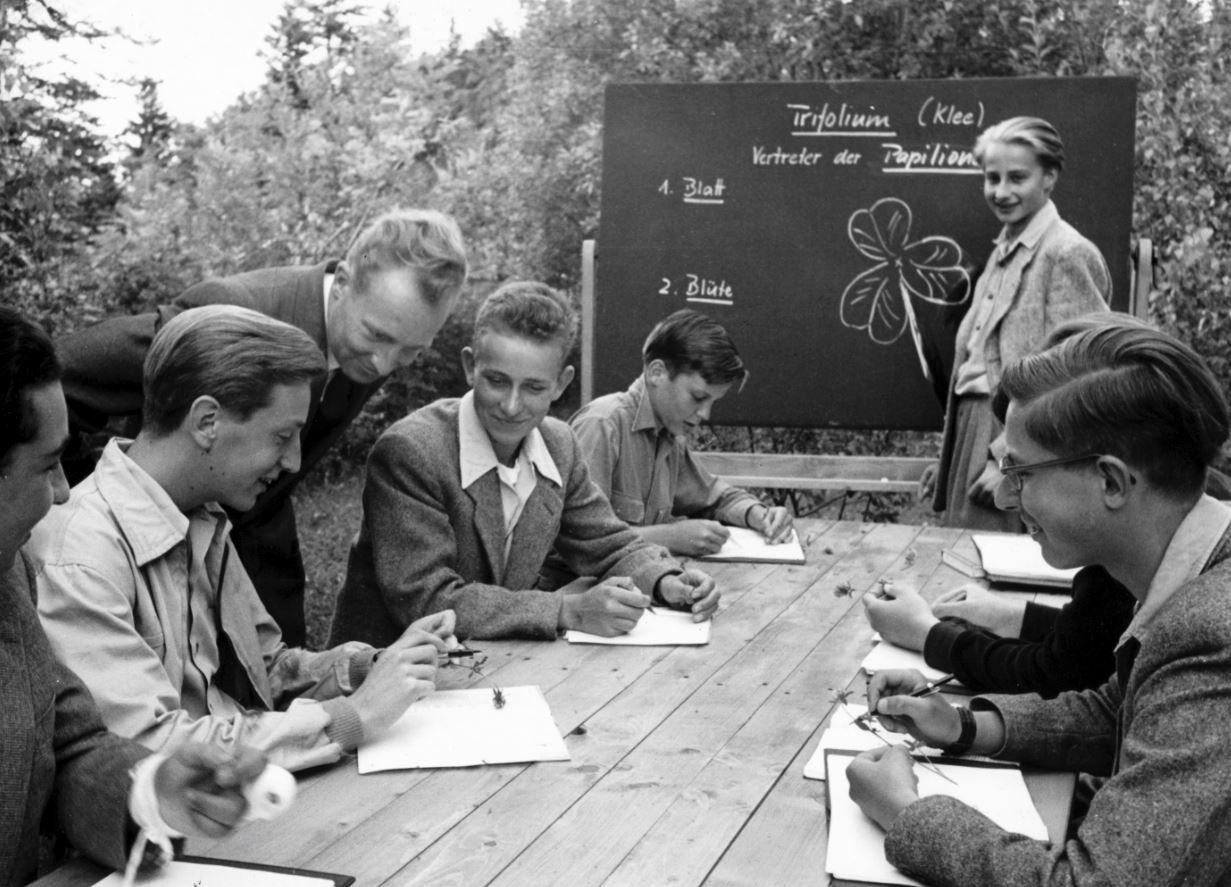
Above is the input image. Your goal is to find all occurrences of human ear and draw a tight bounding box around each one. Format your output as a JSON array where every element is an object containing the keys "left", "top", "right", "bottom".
[
  {"left": 1096, "top": 456, "right": 1135, "bottom": 508},
  {"left": 645, "top": 359, "right": 669, "bottom": 387},
  {"left": 553, "top": 364, "right": 576, "bottom": 399},
  {"left": 186, "top": 396, "right": 222, "bottom": 452},
  {"left": 461, "top": 347, "right": 477, "bottom": 387}
]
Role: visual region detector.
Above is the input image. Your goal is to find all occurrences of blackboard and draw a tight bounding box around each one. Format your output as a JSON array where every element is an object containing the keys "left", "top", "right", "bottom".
[{"left": 594, "top": 77, "right": 1137, "bottom": 430}]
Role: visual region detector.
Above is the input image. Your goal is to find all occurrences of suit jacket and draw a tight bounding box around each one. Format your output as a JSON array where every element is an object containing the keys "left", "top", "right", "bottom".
[
  {"left": 330, "top": 398, "right": 680, "bottom": 644},
  {"left": 0, "top": 553, "right": 146, "bottom": 885},
  {"left": 933, "top": 209, "right": 1110, "bottom": 512},
  {"left": 886, "top": 526, "right": 1231, "bottom": 887},
  {"left": 57, "top": 262, "right": 382, "bottom": 645}
]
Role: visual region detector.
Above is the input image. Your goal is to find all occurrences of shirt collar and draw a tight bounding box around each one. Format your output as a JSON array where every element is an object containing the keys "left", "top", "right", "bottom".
[
  {"left": 628, "top": 375, "right": 664, "bottom": 435},
  {"left": 322, "top": 271, "right": 340, "bottom": 372},
  {"left": 92, "top": 439, "right": 229, "bottom": 567},
  {"left": 457, "top": 391, "right": 562, "bottom": 489},
  {"left": 994, "top": 199, "right": 1059, "bottom": 262},
  {"left": 1120, "top": 494, "right": 1231, "bottom": 646}
]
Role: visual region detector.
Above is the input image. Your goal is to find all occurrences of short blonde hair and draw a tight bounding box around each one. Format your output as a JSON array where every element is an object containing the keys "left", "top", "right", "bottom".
[
  {"left": 143, "top": 305, "right": 325, "bottom": 436},
  {"left": 345, "top": 209, "right": 468, "bottom": 306},
  {"left": 974, "top": 116, "right": 1066, "bottom": 173}
]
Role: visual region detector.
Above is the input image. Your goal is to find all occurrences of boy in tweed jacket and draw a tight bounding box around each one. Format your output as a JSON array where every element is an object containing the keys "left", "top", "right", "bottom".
[
  {"left": 850, "top": 318, "right": 1231, "bottom": 886},
  {"left": 331, "top": 282, "right": 718, "bottom": 645}
]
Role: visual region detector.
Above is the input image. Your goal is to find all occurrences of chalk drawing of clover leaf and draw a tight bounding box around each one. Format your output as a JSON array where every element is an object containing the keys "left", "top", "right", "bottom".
[{"left": 840, "top": 197, "right": 970, "bottom": 380}]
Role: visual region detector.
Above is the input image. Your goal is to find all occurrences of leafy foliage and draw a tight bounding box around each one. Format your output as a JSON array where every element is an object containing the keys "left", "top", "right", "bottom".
[
  {"left": 1, "top": 0, "right": 119, "bottom": 330},
  {"left": 6, "top": 0, "right": 1231, "bottom": 487}
]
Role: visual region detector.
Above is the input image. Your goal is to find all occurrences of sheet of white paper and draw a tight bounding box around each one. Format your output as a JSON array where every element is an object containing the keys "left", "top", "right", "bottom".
[
  {"left": 357, "top": 686, "right": 570, "bottom": 774},
  {"left": 860, "top": 640, "right": 956, "bottom": 685},
  {"left": 972, "top": 533, "right": 1079, "bottom": 588},
  {"left": 825, "top": 752, "right": 1048, "bottom": 886},
  {"left": 564, "top": 607, "right": 710, "bottom": 645},
  {"left": 698, "top": 526, "right": 806, "bottom": 564},
  {"left": 93, "top": 860, "right": 333, "bottom": 887}
]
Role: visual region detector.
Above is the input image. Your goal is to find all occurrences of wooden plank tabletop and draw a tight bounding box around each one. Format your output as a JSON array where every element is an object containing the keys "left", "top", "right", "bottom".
[{"left": 34, "top": 518, "right": 1073, "bottom": 887}]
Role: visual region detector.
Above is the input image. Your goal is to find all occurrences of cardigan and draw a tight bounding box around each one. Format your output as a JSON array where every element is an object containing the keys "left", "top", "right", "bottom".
[
  {"left": 330, "top": 398, "right": 681, "bottom": 645},
  {"left": 0, "top": 553, "right": 145, "bottom": 885},
  {"left": 885, "top": 524, "right": 1231, "bottom": 886},
  {"left": 932, "top": 206, "right": 1110, "bottom": 512}
]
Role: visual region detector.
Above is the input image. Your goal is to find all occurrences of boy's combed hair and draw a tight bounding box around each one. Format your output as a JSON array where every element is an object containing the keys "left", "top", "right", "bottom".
[
  {"left": 472, "top": 281, "right": 579, "bottom": 357},
  {"left": 974, "top": 116, "right": 1066, "bottom": 173},
  {"left": 142, "top": 305, "right": 326, "bottom": 437},
  {"left": 346, "top": 208, "right": 468, "bottom": 306},
  {"left": 995, "top": 318, "right": 1229, "bottom": 498},
  {"left": 642, "top": 309, "right": 747, "bottom": 387},
  {"left": 0, "top": 306, "right": 62, "bottom": 467}
]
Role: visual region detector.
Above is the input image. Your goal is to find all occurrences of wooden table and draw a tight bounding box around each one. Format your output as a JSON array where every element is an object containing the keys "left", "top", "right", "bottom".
[{"left": 37, "top": 519, "right": 1073, "bottom": 887}]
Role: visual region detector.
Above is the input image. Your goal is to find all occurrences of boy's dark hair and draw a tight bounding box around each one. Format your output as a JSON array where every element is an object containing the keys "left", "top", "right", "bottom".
[
  {"left": 642, "top": 309, "right": 747, "bottom": 387},
  {"left": 0, "top": 306, "right": 62, "bottom": 469},
  {"left": 994, "top": 318, "right": 1229, "bottom": 499},
  {"left": 472, "top": 281, "right": 579, "bottom": 359}
]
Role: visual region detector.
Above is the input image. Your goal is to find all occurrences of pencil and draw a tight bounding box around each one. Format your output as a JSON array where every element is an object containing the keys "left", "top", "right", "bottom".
[
  {"left": 854, "top": 673, "right": 958, "bottom": 726},
  {"left": 911, "top": 673, "right": 958, "bottom": 698}
]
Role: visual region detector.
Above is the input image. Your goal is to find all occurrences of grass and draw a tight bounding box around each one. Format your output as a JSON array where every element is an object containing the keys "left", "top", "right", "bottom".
[{"left": 294, "top": 466, "right": 366, "bottom": 650}]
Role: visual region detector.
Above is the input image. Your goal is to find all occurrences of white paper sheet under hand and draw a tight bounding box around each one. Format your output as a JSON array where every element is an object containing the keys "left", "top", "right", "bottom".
[
  {"left": 698, "top": 526, "right": 806, "bottom": 564},
  {"left": 825, "top": 752, "right": 1048, "bottom": 886},
  {"left": 357, "top": 686, "right": 570, "bottom": 774},
  {"left": 93, "top": 860, "right": 333, "bottom": 887},
  {"left": 564, "top": 607, "right": 710, "bottom": 645},
  {"left": 860, "top": 639, "right": 958, "bottom": 685},
  {"left": 972, "top": 533, "right": 1079, "bottom": 588}
]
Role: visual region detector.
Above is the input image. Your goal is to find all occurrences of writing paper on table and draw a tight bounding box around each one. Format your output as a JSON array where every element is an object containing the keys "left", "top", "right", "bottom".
[
  {"left": 698, "top": 526, "right": 806, "bottom": 564},
  {"left": 565, "top": 606, "right": 710, "bottom": 645},
  {"left": 859, "top": 639, "right": 961, "bottom": 686},
  {"left": 972, "top": 533, "right": 1079, "bottom": 589},
  {"left": 93, "top": 858, "right": 349, "bottom": 887},
  {"left": 825, "top": 751, "right": 1047, "bottom": 886},
  {"left": 358, "top": 686, "right": 570, "bottom": 774}
]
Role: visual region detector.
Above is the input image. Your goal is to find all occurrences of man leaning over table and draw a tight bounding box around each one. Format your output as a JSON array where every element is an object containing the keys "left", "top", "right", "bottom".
[
  {"left": 847, "top": 319, "right": 1231, "bottom": 886},
  {"left": 569, "top": 309, "right": 792, "bottom": 557},
  {"left": 56, "top": 208, "right": 468, "bottom": 647},
  {"left": 330, "top": 282, "right": 719, "bottom": 645},
  {"left": 29, "top": 306, "right": 454, "bottom": 773}
]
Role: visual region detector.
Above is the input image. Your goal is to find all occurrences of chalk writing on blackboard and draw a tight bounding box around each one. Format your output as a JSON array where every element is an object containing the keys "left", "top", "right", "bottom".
[
  {"left": 657, "top": 177, "right": 728, "bottom": 204},
  {"left": 659, "top": 274, "right": 734, "bottom": 307},
  {"left": 752, "top": 146, "right": 824, "bottom": 166},
  {"left": 839, "top": 197, "right": 970, "bottom": 381},
  {"left": 881, "top": 142, "right": 979, "bottom": 176},
  {"left": 917, "top": 96, "right": 986, "bottom": 128},
  {"left": 787, "top": 102, "right": 896, "bottom": 137}
]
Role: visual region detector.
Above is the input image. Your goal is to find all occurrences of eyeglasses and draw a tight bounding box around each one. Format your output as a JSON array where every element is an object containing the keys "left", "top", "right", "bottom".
[{"left": 998, "top": 453, "right": 1100, "bottom": 496}]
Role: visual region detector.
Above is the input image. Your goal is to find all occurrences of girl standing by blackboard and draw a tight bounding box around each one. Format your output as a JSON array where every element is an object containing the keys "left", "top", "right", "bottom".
[{"left": 927, "top": 116, "right": 1111, "bottom": 530}]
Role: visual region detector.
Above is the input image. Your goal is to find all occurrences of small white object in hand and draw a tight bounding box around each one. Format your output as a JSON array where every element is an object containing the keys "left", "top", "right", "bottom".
[{"left": 243, "top": 764, "right": 297, "bottom": 821}]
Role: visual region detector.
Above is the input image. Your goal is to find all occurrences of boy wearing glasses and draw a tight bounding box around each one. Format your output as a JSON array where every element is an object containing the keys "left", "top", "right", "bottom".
[
  {"left": 863, "top": 316, "right": 1143, "bottom": 698},
  {"left": 569, "top": 309, "right": 792, "bottom": 557},
  {"left": 848, "top": 319, "right": 1231, "bottom": 886}
]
